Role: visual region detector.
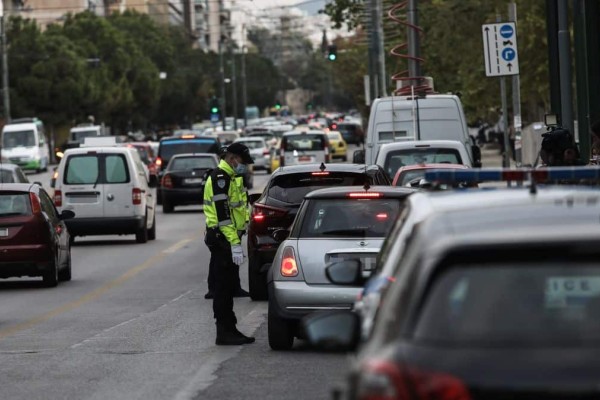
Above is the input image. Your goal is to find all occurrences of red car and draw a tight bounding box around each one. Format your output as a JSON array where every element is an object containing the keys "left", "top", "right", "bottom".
[
  {"left": 392, "top": 163, "right": 469, "bottom": 187},
  {"left": 0, "top": 183, "right": 74, "bottom": 287}
]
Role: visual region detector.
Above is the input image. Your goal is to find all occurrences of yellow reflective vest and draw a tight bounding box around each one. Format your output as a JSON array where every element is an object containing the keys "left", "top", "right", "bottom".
[{"left": 203, "top": 160, "right": 248, "bottom": 245}]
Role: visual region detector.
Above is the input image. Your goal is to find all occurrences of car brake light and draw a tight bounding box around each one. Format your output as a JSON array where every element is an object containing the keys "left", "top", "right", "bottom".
[
  {"left": 29, "top": 192, "right": 42, "bottom": 213},
  {"left": 53, "top": 190, "right": 62, "bottom": 207},
  {"left": 348, "top": 192, "right": 382, "bottom": 199},
  {"left": 162, "top": 174, "right": 173, "bottom": 188},
  {"left": 263, "top": 149, "right": 270, "bottom": 156},
  {"left": 357, "top": 361, "right": 471, "bottom": 400},
  {"left": 252, "top": 204, "right": 286, "bottom": 222},
  {"left": 132, "top": 188, "right": 143, "bottom": 205},
  {"left": 311, "top": 171, "right": 329, "bottom": 176},
  {"left": 376, "top": 213, "right": 388, "bottom": 220},
  {"left": 331, "top": 123, "right": 337, "bottom": 129},
  {"left": 280, "top": 246, "right": 298, "bottom": 277}
]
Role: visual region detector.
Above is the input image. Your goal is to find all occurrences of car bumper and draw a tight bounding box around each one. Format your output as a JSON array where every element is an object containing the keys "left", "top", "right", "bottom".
[
  {"left": 65, "top": 216, "right": 145, "bottom": 236},
  {"left": 162, "top": 187, "right": 204, "bottom": 205},
  {"left": 0, "top": 244, "right": 52, "bottom": 278},
  {"left": 10, "top": 159, "right": 41, "bottom": 170},
  {"left": 268, "top": 280, "right": 361, "bottom": 320},
  {"left": 252, "top": 157, "right": 269, "bottom": 169},
  {"left": 332, "top": 148, "right": 347, "bottom": 158}
]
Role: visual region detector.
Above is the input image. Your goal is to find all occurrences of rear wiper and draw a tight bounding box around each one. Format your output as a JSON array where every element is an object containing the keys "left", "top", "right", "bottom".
[{"left": 92, "top": 173, "right": 101, "bottom": 189}]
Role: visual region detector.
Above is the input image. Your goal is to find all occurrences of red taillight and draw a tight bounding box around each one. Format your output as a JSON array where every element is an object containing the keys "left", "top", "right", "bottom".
[
  {"left": 348, "top": 192, "right": 382, "bottom": 199},
  {"left": 162, "top": 174, "right": 173, "bottom": 188},
  {"left": 280, "top": 246, "right": 298, "bottom": 277},
  {"left": 29, "top": 192, "right": 42, "bottom": 213},
  {"left": 263, "top": 149, "right": 270, "bottom": 156},
  {"left": 357, "top": 361, "right": 471, "bottom": 400},
  {"left": 53, "top": 190, "right": 62, "bottom": 207},
  {"left": 132, "top": 188, "right": 143, "bottom": 205},
  {"left": 331, "top": 123, "right": 337, "bottom": 129},
  {"left": 376, "top": 213, "right": 388, "bottom": 220},
  {"left": 311, "top": 171, "right": 329, "bottom": 176},
  {"left": 252, "top": 204, "right": 286, "bottom": 222}
]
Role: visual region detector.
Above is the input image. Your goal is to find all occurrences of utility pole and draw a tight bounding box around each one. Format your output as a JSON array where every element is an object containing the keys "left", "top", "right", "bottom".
[
  {"left": 231, "top": 47, "right": 238, "bottom": 131},
  {"left": 219, "top": 39, "right": 227, "bottom": 130},
  {"left": 509, "top": 3, "right": 522, "bottom": 166},
  {"left": 407, "top": 0, "right": 421, "bottom": 83},
  {"left": 557, "top": 0, "right": 574, "bottom": 135},
  {"left": 1, "top": 0, "right": 10, "bottom": 123},
  {"left": 241, "top": 45, "right": 248, "bottom": 128}
]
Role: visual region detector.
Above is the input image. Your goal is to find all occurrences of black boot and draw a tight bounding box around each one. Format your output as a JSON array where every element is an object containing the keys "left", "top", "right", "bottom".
[
  {"left": 204, "top": 291, "right": 214, "bottom": 299},
  {"left": 233, "top": 326, "right": 255, "bottom": 343},
  {"left": 216, "top": 323, "right": 255, "bottom": 345},
  {"left": 234, "top": 288, "right": 250, "bottom": 298}
]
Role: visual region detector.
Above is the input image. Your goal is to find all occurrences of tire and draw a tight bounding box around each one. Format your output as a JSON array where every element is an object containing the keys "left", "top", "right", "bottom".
[
  {"left": 162, "top": 199, "right": 174, "bottom": 214},
  {"left": 268, "top": 302, "right": 294, "bottom": 350},
  {"left": 249, "top": 254, "right": 268, "bottom": 301},
  {"left": 43, "top": 254, "right": 59, "bottom": 287},
  {"left": 136, "top": 215, "right": 148, "bottom": 243},
  {"left": 148, "top": 214, "right": 156, "bottom": 240},
  {"left": 342, "top": 156, "right": 347, "bottom": 162},
  {"left": 58, "top": 247, "right": 72, "bottom": 282}
]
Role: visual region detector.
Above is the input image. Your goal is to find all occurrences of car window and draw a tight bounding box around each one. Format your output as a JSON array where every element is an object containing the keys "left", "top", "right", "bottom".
[
  {"left": 268, "top": 172, "right": 369, "bottom": 205},
  {"left": 283, "top": 134, "right": 325, "bottom": 151},
  {"left": 105, "top": 154, "right": 130, "bottom": 183},
  {"left": 384, "top": 149, "right": 462, "bottom": 178},
  {"left": 414, "top": 263, "right": 600, "bottom": 346},
  {"left": 2, "top": 130, "right": 36, "bottom": 148},
  {"left": 0, "top": 170, "right": 14, "bottom": 183},
  {"left": 237, "top": 140, "right": 264, "bottom": 149},
  {"left": 65, "top": 155, "right": 99, "bottom": 184},
  {"left": 15, "top": 167, "right": 28, "bottom": 183},
  {"left": 170, "top": 157, "right": 217, "bottom": 170},
  {"left": 0, "top": 193, "right": 31, "bottom": 216},
  {"left": 299, "top": 198, "right": 401, "bottom": 238},
  {"left": 158, "top": 139, "right": 220, "bottom": 161},
  {"left": 39, "top": 190, "right": 58, "bottom": 220}
]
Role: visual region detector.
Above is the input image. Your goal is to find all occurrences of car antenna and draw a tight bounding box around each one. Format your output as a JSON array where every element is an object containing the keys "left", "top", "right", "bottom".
[
  {"left": 319, "top": 162, "right": 326, "bottom": 172},
  {"left": 529, "top": 170, "right": 537, "bottom": 195}
]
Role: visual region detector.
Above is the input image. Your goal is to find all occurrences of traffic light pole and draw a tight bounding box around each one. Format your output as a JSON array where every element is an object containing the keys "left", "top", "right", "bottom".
[
  {"left": 231, "top": 47, "right": 238, "bottom": 131},
  {"left": 219, "top": 39, "right": 227, "bottom": 130},
  {"left": 241, "top": 45, "right": 248, "bottom": 129}
]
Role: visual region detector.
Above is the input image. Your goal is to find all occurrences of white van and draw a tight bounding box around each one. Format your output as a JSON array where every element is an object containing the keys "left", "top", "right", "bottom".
[
  {"left": 359, "top": 94, "right": 481, "bottom": 167},
  {"left": 53, "top": 145, "right": 158, "bottom": 243},
  {"left": 1, "top": 118, "right": 50, "bottom": 172},
  {"left": 279, "top": 130, "right": 330, "bottom": 167}
]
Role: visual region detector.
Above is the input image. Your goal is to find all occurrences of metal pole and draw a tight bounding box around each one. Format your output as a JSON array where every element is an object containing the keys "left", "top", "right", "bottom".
[
  {"left": 219, "top": 39, "right": 227, "bottom": 130},
  {"left": 501, "top": 77, "right": 510, "bottom": 168},
  {"left": 376, "top": 0, "right": 386, "bottom": 96},
  {"left": 509, "top": 2, "right": 522, "bottom": 166},
  {"left": 2, "top": 15, "right": 10, "bottom": 122},
  {"left": 231, "top": 48, "right": 238, "bottom": 131},
  {"left": 366, "top": 0, "right": 377, "bottom": 101},
  {"left": 407, "top": 0, "right": 421, "bottom": 81},
  {"left": 557, "top": 0, "right": 574, "bottom": 135},
  {"left": 545, "top": 0, "right": 561, "bottom": 117},
  {"left": 370, "top": 0, "right": 380, "bottom": 99},
  {"left": 241, "top": 45, "right": 247, "bottom": 129}
]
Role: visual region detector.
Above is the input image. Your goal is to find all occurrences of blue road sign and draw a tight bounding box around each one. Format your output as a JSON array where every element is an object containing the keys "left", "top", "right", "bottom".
[
  {"left": 500, "top": 24, "right": 514, "bottom": 38},
  {"left": 210, "top": 113, "right": 219, "bottom": 123},
  {"left": 502, "top": 48, "right": 516, "bottom": 61}
]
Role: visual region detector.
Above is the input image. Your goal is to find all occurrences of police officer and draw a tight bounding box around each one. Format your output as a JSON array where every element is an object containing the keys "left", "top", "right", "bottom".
[{"left": 203, "top": 142, "right": 255, "bottom": 345}]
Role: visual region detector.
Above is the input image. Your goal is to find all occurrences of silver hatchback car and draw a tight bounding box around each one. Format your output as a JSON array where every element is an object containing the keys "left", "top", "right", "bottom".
[{"left": 267, "top": 185, "right": 415, "bottom": 350}]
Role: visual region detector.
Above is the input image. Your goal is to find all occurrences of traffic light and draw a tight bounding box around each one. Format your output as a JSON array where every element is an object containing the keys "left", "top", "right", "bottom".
[
  {"left": 275, "top": 101, "right": 281, "bottom": 110},
  {"left": 209, "top": 96, "right": 220, "bottom": 121},
  {"left": 327, "top": 45, "right": 337, "bottom": 61}
]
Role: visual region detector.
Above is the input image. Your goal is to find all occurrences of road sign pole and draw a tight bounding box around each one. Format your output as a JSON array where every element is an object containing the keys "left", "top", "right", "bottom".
[
  {"left": 509, "top": 2, "right": 522, "bottom": 167},
  {"left": 500, "top": 76, "right": 510, "bottom": 169}
]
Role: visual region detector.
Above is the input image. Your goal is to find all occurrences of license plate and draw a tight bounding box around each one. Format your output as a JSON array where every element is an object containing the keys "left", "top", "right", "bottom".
[
  {"left": 0, "top": 228, "right": 7, "bottom": 237},
  {"left": 298, "top": 156, "right": 312, "bottom": 162},
  {"left": 184, "top": 178, "right": 203, "bottom": 184}
]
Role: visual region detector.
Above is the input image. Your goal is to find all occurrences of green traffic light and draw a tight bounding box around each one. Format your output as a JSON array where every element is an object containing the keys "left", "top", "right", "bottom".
[
  {"left": 211, "top": 107, "right": 218, "bottom": 113},
  {"left": 275, "top": 104, "right": 281, "bottom": 110},
  {"left": 328, "top": 53, "right": 336, "bottom": 61}
]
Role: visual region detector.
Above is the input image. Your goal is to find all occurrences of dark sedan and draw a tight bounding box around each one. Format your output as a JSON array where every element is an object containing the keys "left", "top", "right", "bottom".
[
  {"left": 0, "top": 183, "right": 74, "bottom": 287},
  {"left": 161, "top": 153, "right": 218, "bottom": 213}
]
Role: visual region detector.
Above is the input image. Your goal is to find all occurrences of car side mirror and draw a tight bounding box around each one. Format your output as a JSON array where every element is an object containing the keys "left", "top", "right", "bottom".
[
  {"left": 248, "top": 193, "right": 261, "bottom": 205},
  {"left": 272, "top": 229, "right": 290, "bottom": 242},
  {"left": 301, "top": 311, "right": 360, "bottom": 352},
  {"left": 59, "top": 210, "right": 75, "bottom": 220},
  {"left": 148, "top": 174, "right": 158, "bottom": 188},
  {"left": 471, "top": 145, "right": 482, "bottom": 168},
  {"left": 326, "top": 260, "right": 364, "bottom": 286},
  {"left": 353, "top": 149, "right": 365, "bottom": 164}
]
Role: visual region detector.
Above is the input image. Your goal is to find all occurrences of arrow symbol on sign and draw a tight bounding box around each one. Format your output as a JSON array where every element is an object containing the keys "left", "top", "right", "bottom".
[
  {"left": 503, "top": 40, "right": 513, "bottom": 46},
  {"left": 485, "top": 27, "right": 491, "bottom": 74},
  {"left": 507, "top": 63, "right": 513, "bottom": 72}
]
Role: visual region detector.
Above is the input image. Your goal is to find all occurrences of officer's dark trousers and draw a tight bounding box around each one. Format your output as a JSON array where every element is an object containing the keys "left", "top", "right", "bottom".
[{"left": 208, "top": 241, "right": 238, "bottom": 327}]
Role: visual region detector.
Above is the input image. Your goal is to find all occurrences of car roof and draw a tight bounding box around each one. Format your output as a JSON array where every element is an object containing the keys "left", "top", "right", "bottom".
[
  {"left": 64, "top": 146, "right": 134, "bottom": 155},
  {"left": 304, "top": 185, "right": 415, "bottom": 199},
  {"left": 0, "top": 183, "right": 36, "bottom": 192},
  {"left": 274, "top": 163, "right": 384, "bottom": 175},
  {"left": 159, "top": 135, "right": 218, "bottom": 142},
  {"left": 0, "top": 163, "right": 20, "bottom": 171},
  {"left": 397, "top": 163, "right": 468, "bottom": 172}
]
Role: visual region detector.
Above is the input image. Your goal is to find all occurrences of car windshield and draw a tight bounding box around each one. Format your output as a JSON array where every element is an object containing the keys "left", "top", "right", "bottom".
[
  {"left": 414, "top": 263, "right": 600, "bottom": 346},
  {"left": 268, "top": 172, "right": 369, "bottom": 204},
  {"left": 299, "top": 198, "right": 401, "bottom": 238},
  {"left": 159, "top": 139, "right": 220, "bottom": 161},
  {"left": 237, "top": 140, "right": 264, "bottom": 149},
  {"left": 2, "top": 130, "right": 36, "bottom": 148},
  {"left": 384, "top": 148, "right": 462, "bottom": 178},
  {"left": 0, "top": 193, "right": 31, "bottom": 216},
  {"left": 170, "top": 156, "right": 216, "bottom": 171},
  {"left": 284, "top": 134, "right": 325, "bottom": 151}
]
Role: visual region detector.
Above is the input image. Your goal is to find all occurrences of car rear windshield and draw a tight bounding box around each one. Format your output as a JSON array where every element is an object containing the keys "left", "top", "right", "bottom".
[
  {"left": 414, "top": 263, "right": 600, "bottom": 346},
  {"left": 0, "top": 170, "right": 14, "bottom": 183},
  {"left": 384, "top": 149, "right": 461, "bottom": 178},
  {"left": 0, "top": 193, "right": 31, "bottom": 216},
  {"left": 268, "top": 172, "right": 369, "bottom": 204},
  {"left": 283, "top": 134, "right": 325, "bottom": 151},
  {"left": 64, "top": 154, "right": 130, "bottom": 185},
  {"left": 237, "top": 140, "right": 265, "bottom": 149},
  {"left": 158, "top": 139, "right": 220, "bottom": 161},
  {"left": 169, "top": 156, "right": 216, "bottom": 171},
  {"left": 299, "top": 198, "right": 401, "bottom": 238},
  {"left": 396, "top": 167, "right": 463, "bottom": 186}
]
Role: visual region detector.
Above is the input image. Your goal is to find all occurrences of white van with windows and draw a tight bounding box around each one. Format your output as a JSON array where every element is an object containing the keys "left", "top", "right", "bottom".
[
  {"left": 53, "top": 144, "right": 158, "bottom": 243},
  {"left": 1, "top": 118, "right": 50, "bottom": 172},
  {"left": 279, "top": 130, "right": 330, "bottom": 167}
]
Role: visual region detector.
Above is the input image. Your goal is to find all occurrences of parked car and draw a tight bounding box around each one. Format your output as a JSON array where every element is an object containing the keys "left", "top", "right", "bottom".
[
  {"left": 161, "top": 153, "right": 218, "bottom": 213},
  {"left": 53, "top": 145, "right": 158, "bottom": 243},
  {"left": 267, "top": 186, "right": 414, "bottom": 350},
  {"left": 327, "top": 131, "right": 348, "bottom": 161},
  {"left": 0, "top": 183, "right": 74, "bottom": 286},
  {"left": 234, "top": 137, "right": 271, "bottom": 172},
  {"left": 0, "top": 163, "right": 29, "bottom": 183},
  {"left": 248, "top": 163, "right": 391, "bottom": 300}
]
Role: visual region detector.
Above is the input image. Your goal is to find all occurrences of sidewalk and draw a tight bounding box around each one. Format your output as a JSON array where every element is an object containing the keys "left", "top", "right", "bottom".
[{"left": 481, "top": 143, "right": 516, "bottom": 168}]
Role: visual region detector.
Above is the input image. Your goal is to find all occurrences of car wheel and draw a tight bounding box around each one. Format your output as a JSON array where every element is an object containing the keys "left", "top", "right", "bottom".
[
  {"left": 43, "top": 254, "right": 59, "bottom": 287},
  {"left": 162, "top": 199, "right": 174, "bottom": 213},
  {"left": 268, "top": 302, "right": 294, "bottom": 350},
  {"left": 148, "top": 214, "right": 156, "bottom": 240},
  {"left": 342, "top": 155, "right": 347, "bottom": 162},
  {"left": 58, "top": 247, "right": 72, "bottom": 282},
  {"left": 136, "top": 215, "right": 149, "bottom": 243},
  {"left": 249, "top": 255, "right": 268, "bottom": 301}
]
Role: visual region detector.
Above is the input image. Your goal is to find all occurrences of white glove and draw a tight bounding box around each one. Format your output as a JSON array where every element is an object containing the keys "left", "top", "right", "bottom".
[{"left": 232, "top": 244, "right": 244, "bottom": 266}]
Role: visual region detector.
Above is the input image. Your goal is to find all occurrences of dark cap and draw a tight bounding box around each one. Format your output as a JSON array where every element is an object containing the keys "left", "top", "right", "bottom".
[{"left": 226, "top": 142, "right": 254, "bottom": 164}]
